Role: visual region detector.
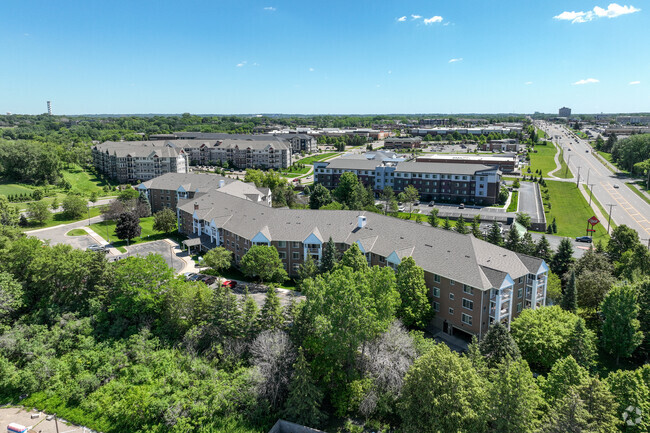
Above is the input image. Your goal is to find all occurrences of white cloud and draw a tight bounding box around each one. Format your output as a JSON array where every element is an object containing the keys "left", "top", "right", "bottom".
[
  {"left": 573, "top": 78, "right": 599, "bottom": 85},
  {"left": 554, "top": 3, "right": 640, "bottom": 23},
  {"left": 236, "top": 61, "right": 247, "bottom": 67},
  {"left": 388, "top": 70, "right": 392, "bottom": 74},
  {"left": 397, "top": 16, "right": 407, "bottom": 22},
  {"left": 309, "top": 67, "right": 314, "bottom": 72},
  {"left": 448, "top": 58, "right": 463, "bottom": 63},
  {"left": 525, "top": 81, "right": 533, "bottom": 85},
  {"left": 424, "top": 16, "right": 443, "bottom": 24},
  {"left": 629, "top": 80, "right": 641, "bottom": 85},
  {"left": 264, "top": 6, "right": 276, "bottom": 11},
  {"left": 411, "top": 14, "right": 422, "bottom": 20}
]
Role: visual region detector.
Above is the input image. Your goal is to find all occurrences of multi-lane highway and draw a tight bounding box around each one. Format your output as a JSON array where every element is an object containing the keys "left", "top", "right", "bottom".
[{"left": 536, "top": 121, "right": 650, "bottom": 242}]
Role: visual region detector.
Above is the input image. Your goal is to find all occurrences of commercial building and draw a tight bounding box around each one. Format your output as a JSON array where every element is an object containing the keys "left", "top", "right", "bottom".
[
  {"left": 409, "top": 126, "right": 522, "bottom": 137},
  {"left": 559, "top": 107, "right": 571, "bottom": 117},
  {"left": 415, "top": 154, "right": 518, "bottom": 173},
  {"left": 314, "top": 159, "right": 502, "bottom": 205},
  {"left": 383, "top": 137, "right": 423, "bottom": 149},
  {"left": 137, "top": 172, "right": 271, "bottom": 213},
  {"left": 92, "top": 141, "right": 189, "bottom": 183},
  {"left": 479, "top": 139, "right": 520, "bottom": 152},
  {"left": 176, "top": 188, "right": 548, "bottom": 340}
]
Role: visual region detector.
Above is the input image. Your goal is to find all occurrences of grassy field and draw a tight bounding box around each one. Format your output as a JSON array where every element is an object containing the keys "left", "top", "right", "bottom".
[
  {"left": 528, "top": 143, "right": 559, "bottom": 177},
  {"left": 66, "top": 228, "right": 88, "bottom": 236},
  {"left": 0, "top": 183, "right": 33, "bottom": 197},
  {"left": 297, "top": 152, "right": 339, "bottom": 165},
  {"left": 507, "top": 191, "right": 519, "bottom": 212},
  {"left": 582, "top": 184, "right": 617, "bottom": 231},
  {"left": 89, "top": 216, "right": 184, "bottom": 250},
  {"left": 62, "top": 164, "right": 116, "bottom": 196},
  {"left": 555, "top": 147, "right": 573, "bottom": 179},
  {"left": 542, "top": 180, "right": 609, "bottom": 240},
  {"left": 535, "top": 128, "right": 547, "bottom": 139},
  {"left": 626, "top": 181, "right": 650, "bottom": 206},
  {"left": 23, "top": 206, "right": 103, "bottom": 230}
]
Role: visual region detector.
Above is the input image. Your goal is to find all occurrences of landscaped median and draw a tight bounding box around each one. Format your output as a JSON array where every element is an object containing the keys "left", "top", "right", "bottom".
[{"left": 540, "top": 180, "right": 609, "bottom": 241}]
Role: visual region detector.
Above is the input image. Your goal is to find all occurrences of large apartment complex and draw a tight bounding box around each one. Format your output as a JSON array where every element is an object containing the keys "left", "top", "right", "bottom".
[
  {"left": 314, "top": 159, "right": 502, "bottom": 205},
  {"left": 92, "top": 141, "right": 189, "bottom": 184},
  {"left": 175, "top": 188, "right": 547, "bottom": 340}
]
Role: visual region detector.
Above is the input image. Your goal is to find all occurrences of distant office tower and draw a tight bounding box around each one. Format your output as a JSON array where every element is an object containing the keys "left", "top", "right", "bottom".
[
  {"left": 559, "top": 107, "right": 571, "bottom": 117},
  {"left": 47, "top": 101, "right": 52, "bottom": 115}
]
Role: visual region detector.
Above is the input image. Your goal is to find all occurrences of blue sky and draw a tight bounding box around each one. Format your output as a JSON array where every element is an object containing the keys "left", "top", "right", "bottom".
[{"left": 1, "top": 1, "right": 648, "bottom": 114}]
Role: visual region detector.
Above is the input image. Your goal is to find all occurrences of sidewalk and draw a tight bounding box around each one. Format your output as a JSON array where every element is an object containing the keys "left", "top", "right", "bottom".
[{"left": 83, "top": 226, "right": 122, "bottom": 255}]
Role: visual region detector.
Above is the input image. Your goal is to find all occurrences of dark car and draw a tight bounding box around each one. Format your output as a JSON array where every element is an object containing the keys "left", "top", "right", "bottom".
[
  {"left": 222, "top": 280, "right": 237, "bottom": 288},
  {"left": 575, "top": 236, "right": 593, "bottom": 243}
]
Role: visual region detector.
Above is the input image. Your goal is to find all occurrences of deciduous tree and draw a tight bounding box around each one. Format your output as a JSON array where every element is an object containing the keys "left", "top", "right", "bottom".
[
  {"left": 152, "top": 208, "right": 177, "bottom": 233},
  {"left": 240, "top": 245, "right": 287, "bottom": 284},
  {"left": 395, "top": 257, "right": 431, "bottom": 329},
  {"left": 203, "top": 247, "right": 232, "bottom": 275},
  {"left": 600, "top": 285, "right": 644, "bottom": 364}
]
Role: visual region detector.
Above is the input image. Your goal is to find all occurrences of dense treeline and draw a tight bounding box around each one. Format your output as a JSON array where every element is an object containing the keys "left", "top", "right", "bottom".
[{"left": 611, "top": 134, "right": 650, "bottom": 174}]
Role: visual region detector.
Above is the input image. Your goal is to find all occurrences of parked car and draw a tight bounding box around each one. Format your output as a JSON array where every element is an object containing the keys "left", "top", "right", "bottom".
[
  {"left": 428, "top": 201, "right": 435, "bottom": 206},
  {"left": 87, "top": 244, "right": 107, "bottom": 253},
  {"left": 184, "top": 272, "right": 197, "bottom": 280},
  {"left": 459, "top": 203, "right": 465, "bottom": 209},
  {"left": 575, "top": 236, "right": 593, "bottom": 243},
  {"left": 222, "top": 280, "right": 237, "bottom": 288}
]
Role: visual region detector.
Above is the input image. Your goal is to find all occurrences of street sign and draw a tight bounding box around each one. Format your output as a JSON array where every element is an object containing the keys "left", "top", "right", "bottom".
[{"left": 588, "top": 216, "right": 600, "bottom": 226}]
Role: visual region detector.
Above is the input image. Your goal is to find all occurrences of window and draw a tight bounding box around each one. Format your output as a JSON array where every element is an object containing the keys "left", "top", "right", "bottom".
[
  {"left": 461, "top": 313, "right": 473, "bottom": 325},
  {"left": 292, "top": 252, "right": 300, "bottom": 260},
  {"left": 449, "top": 307, "right": 454, "bottom": 315},
  {"left": 278, "top": 251, "right": 286, "bottom": 259},
  {"left": 434, "top": 274, "right": 441, "bottom": 283},
  {"left": 449, "top": 293, "right": 455, "bottom": 300},
  {"left": 433, "top": 301, "right": 440, "bottom": 312},
  {"left": 463, "top": 285, "right": 474, "bottom": 295},
  {"left": 292, "top": 264, "right": 300, "bottom": 272},
  {"left": 462, "top": 298, "right": 474, "bottom": 310},
  {"left": 432, "top": 287, "right": 440, "bottom": 298},
  {"left": 292, "top": 242, "right": 300, "bottom": 248},
  {"left": 450, "top": 279, "right": 455, "bottom": 285},
  {"left": 378, "top": 256, "right": 385, "bottom": 263},
  {"left": 518, "top": 288, "right": 523, "bottom": 298},
  {"left": 278, "top": 241, "right": 286, "bottom": 248},
  {"left": 517, "top": 302, "right": 523, "bottom": 313},
  {"left": 519, "top": 277, "right": 523, "bottom": 283}
]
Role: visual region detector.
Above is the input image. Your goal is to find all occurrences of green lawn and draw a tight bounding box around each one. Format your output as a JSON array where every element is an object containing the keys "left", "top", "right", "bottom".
[
  {"left": 62, "top": 164, "right": 116, "bottom": 196},
  {"left": 555, "top": 147, "right": 573, "bottom": 179},
  {"left": 582, "top": 184, "right": 617, "bottom": 231},
  {"left": 626, "top": 182, "right": 650, "bottom": 206},
  {"left": 0, "top": 183, "right": 34, "bottom": 197},
  {"left": 507, "top": 191, "right": 519, "bottom": 212},
  {"left": 542, "top": 180, "right": 609, "bottom": 240},
  {"left": 66, "top": 228, "right": 88, "bottom": 236},
  {"left": 535, "top": 128, "right": 547, "bottom": 139},
  {"left": 23, "top": 206, "right": 103, "bottom": 230},
  {"left": 89, "top": 216, "right": 184, "bottom": 250},
  {"left": 297, "top": 152, "right": 339, "bottom": 165},
  {"left": 528, "top": 143, "right": 559, "bottom": 177}
]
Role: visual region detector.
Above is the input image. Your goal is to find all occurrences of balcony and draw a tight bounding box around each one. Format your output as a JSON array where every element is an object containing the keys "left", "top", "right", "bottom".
[{"left": 306, "top": 247, "right": 321, "bottom": 254}]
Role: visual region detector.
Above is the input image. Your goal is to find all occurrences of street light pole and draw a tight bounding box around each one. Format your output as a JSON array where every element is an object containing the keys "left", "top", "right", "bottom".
[
  {"left": 587, "top": 184, "right": 594, "bottom": 207},
  {"left": 576, "top": 166, "right": 581, "bottom": 187},
  {"left": 606, "top": 204, "right": 616, "bottom": 234},
  {"left": 586, "top": 167, "right": 590, "bottom": 186}
]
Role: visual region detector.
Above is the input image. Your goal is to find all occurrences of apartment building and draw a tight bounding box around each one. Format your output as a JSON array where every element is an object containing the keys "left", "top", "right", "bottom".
[
  {"left": 173, "top": 132, "right": 317, "bottom": 154},
  {"left": 176, "top": 189, "right": 547, "bottom": 340},
  {"left": 415, "top": 154, "right": 518, "bottom": 173},
  {"left": 92, "top": 141, "right": 188, "bottom": 183},
  {"left": 314, "top": 159, "right": 502, "bottom": 205},
  {"left": 137, "top": 172, "right": 271, "bottom": 213}
]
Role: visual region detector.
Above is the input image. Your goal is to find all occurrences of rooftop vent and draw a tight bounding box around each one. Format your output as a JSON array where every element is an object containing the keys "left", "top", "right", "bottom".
[
  {"left": 194, "top": 202, "right": 199, "bottom": 211},
  {"left": 219, "top": 179, "right": 225, "bottom": 188},
  {"left": 357, "top": 215, "right": 367, "bottom": 229}
]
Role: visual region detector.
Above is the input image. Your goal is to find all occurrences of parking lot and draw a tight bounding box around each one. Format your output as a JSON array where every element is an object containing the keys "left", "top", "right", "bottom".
[{"left": 0, "top": 407, "right": 92, "bottom": 433}]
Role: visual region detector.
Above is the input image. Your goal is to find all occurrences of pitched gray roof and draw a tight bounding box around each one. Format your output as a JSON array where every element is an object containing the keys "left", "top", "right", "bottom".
[
  {"left": 179, "top": 190, "right": 544, "bottom": 290},
  {"left": 94, "top": 141, "right": 185, "bottom": 158},
  {"left": 140, "top": 172, "right": 235, "bottom": 192}
]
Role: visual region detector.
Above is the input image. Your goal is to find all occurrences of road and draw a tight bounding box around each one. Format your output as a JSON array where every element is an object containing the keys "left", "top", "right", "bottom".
[{"left": 536, "top": 121, "right": 650, "bottom": 242}]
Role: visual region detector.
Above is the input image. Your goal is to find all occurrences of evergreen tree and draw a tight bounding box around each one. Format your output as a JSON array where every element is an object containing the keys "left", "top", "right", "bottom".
[
  {"left": 535, "top": 235, "right": 554, "bottom": 263},
  {"left": 487, "top": 221, "right": 503, "bottom": 246},
  {"left": 455, "top": 215, "right": 468, "bottom": 234},
  {"left": 258, "top": 287, "right": 285, "bottom": 332},
  {"left": 240, "top": 289, "right": 260, "bottom": 338},
  {"left": 551, "top": 217, "right": 558, "bottom": 234},
  {"left": 575, "top": 377, "right": 621, "bottom": 433},
  {"left": 282, "top": 347, "right": 325, "bottom": 428},
  {"left": 551, "top": 238, "right": 574, "bottom": 279},
  {"left": 471, "top": 214, "right": 482, "bottom": 239},
  {"left": 561, "top": 270, "right": 577, "bottom": 313},
  {"left": 319, "top": 236, "right": 337, "bottom": 273},
  {"left": 212, "top": 283, "right": 244, "bottom": 338},
  {"left": 115, "top": 211, "right": 141, "bottom": 245},
  {"left": 428, "top": 208, "right": 439, "bottom": 227},
  {"left": 600, "top": 285, "right": 644, "bottom": 364},
  {"left": 568, "top": 318, "right": 596, "bottom": 370},
  {"left": 479, "top": 322, "right": 521, "bottom": 368},
  {"left": 504, "top": 225, "right": 521, "bottom": 252},
  {"left": 395, "top": 257, "right": 432, "bottom": 328},
  {"left": 540, "top": 389, "right": 592, "bottom": 433},
  {"left": 442, "top": 217, "right": 452, "bottom": 230},
  {"left": 635, "top": 278, "right": 650, "bottom": 357}
]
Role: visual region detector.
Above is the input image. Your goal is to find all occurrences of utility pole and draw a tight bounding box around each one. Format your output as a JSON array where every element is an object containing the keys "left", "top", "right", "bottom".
[
  {"left": 576, "top": 166, "right": 581, "bottom": 187},
  {"left": 587, "top": 183, "right": 594, "bottom": 207},
  {"left": 565, "top": 154, "right": 572, "bottom": 177},
  {"left": 586, "top": 167, "right": 590, "bottom": 186},
  {"left": 606, "top": 204, "right": 616, "bottom": 234}
]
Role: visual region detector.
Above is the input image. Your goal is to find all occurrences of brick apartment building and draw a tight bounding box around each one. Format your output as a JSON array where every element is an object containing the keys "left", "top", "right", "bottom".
[
  {"left": 137, "top": 172, "right": 271, "bottom": 213},
  {"left": 173, "top": 132, "right": 318, "bottom": 154},
  {"left": 92, "top": 141, "right": 188, "bottom": 184},
  {"left": 314, "top": 159, "right": 502, "bottom": 205},
  {"left": 176, "top": 189, "right": 548, "bottom": 340}
]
